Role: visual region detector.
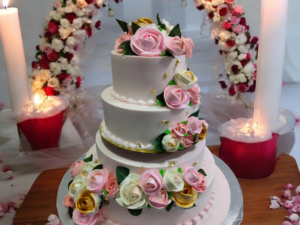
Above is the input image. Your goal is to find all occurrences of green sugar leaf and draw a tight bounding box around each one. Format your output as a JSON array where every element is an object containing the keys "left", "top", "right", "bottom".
[
  {"left": 116, "top": 19, "right": 129, "bottom": 32},
  {"left": 165, "top": 50, "right": 175, "bottom": 58},
  {"left": 92, "top": 164, "right": 104, "bottom": 171},
  {"left": 168, "top": 80, "right": 176, "bottom": 85},
  {"left": 198, "top": 169, "right": 207, "bottom": 177},
  {"left": 167, "top": 192, "right": 173, "bottom": 198},
  {"left": 83, "top": 154, "right": 93, "bottom": 163},
  {"left": 147, "top": 204, "right": 152, "bottom": 209},
  {"left": 128, "top": 208, "right": 142, "bottom": 216},
  {"left": 178, "top": 144, "right": 184, "bottom": 150},
  {"left": 177, "top": 167, "right": 182, "bottom": 173},
  {"left": 156, "top": 92, "right": 166, "bottom": 107},
  {"left": 165, "top": 201, "right": 175, "bottom": 212},
  {"left": 189, "top": 110, "right": 200, "bottom": 118},
  {"left": 120, "top": 40, "right": 137, "bottom": 56},
  {"left": 131, "top": 22, "right": 140, "bottom": 35},
  {"left": 182, "top": 121, "right": 188, "bottom": 125},
  {"left": 160, "top": 169, "right": 164, "bottom": 177},
  {"left": 168, "top": 24, "right": 181, "bottom": 37},
  {"left": 164, "top": 129, "right": 171, "bottom": 135},
  {"left": 116, "top": 166, "right": 130, "bottom": 184}
]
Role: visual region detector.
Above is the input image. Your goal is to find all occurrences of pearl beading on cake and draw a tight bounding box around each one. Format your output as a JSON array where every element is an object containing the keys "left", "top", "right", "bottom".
[
  {"left": 101, "top": 121, "right": 155, "bottom": 151},
  {"left": 110, "top": 88, "right": 157, "bottom": 106},
  {"left": 100, "top": 186, "right": 216, "bottom": 225}
]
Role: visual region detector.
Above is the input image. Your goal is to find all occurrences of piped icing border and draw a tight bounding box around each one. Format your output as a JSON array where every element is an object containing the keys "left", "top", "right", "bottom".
[
  {"left": 100, "top": 121, "right": 157, "bottom": 153},
  {"left": 99, "top": 187, "right": 216, "bottom": 225},
  {"left": 110, "top": 88, "right": 156, "bottom": 106}
]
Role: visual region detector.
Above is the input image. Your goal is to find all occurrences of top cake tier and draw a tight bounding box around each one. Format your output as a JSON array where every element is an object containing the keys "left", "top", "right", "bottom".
[{"left": 111, "top": 50, "right": 187, "bottom": 104}]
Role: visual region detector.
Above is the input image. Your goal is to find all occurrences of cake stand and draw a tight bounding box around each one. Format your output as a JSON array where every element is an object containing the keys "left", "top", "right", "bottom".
[{"left": 56, "top": 145, "right": 243, "bottom": 225}]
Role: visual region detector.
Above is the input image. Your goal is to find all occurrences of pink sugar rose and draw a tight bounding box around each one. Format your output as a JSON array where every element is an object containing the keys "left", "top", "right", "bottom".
[
  {"left": 233, "top": 5, "right": 244, "bottom": 16},
  {"left": 149, "top": 190, "right": 172, "bottom": 209},
  {"left": 231, "top": 16, "right": 240, "bottom": 25},
  {"left": 140, "top": 170, "right": 163, "bottom": 195},
  {"left": 234, "top": 25, "right": 244, "bottom": 33},
  {"left": 63, "top": 194, "right": 75, "bottom": 208},
  {"left": 183, "top": 167, "right": 200, "bottom": 186},
  {"left": 188, "top": 83, "right": 201, "bottom": 105},
  {"left": 182, "top": 134, "right": 194, "bottom": 148},
  {"left": 86, "top": 169, "right": 109, "bottom": 194},
  {"left": 192, "top": 173, "right": 207, "bottom": 193},
  {"left": 186, "top": 117, "right": 203, "bottom": 135},
  {"left": 70, "top": 160, "right": 86, "bottom": 178},
  {"left": 164, "top": 85, "right": 190, "bottom": 109},
  {"left": 72, "top": 209, "right": 101, "bottom": 225},
  {"left": 181, "top": 36, "right": 195, "bottom": 58},
  {"left": 105, "top": 176, "right": 119, "bottom": 199},
  {"left": 130, "top": 26, "right": 165, "bottom": 57},
  {"left": 165, "top": 36, "right": 186, "bottom": 56},
  {"left": 114, "top": 32, "right": 132, "bottom": 52},
  {"left": 171, "top": 123, "right": 188, "bottom": 140}
]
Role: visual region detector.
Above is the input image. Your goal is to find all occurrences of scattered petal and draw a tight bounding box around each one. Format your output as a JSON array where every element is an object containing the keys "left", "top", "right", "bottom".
[
  {"left": 282, "top": 222, "right": 293, "bottom": 225},
  {"left": 270, "top": 200, "right": 280, "bottom": 209},
  {"left": 47, "top": 214, "right": 61, "bottom": 225},
  {"left": 294, "top": 196, "right": 300, "bottom": 204},
  {"left": 285, "top": 184, "right": 294, "bottom": 190},
  {"left": 283, "top": 200, "right": 295, "bottom": 209},
  {"left": 0, "top": 202, "right": 8, "bottom": 213},
  {"left": 286, "top": 213, "right": 300, "bottom": 221},
  {"left": 295, "top": 185, "right": 300, "bottom": 195},
  {"left": 283, "top": 189, "right": 292, "bottom": 199},
  {"left": 2, "top": 164, "right": 10, "bottom": 172},
  {"left": 2, "top": 170, "right": 13, "bottom": 180},
  {"left": 19, "top": 194, "right": 27, "bottom": 200},
  {"left": 270, "top": 196, "right": 283, "bottom": 205}
]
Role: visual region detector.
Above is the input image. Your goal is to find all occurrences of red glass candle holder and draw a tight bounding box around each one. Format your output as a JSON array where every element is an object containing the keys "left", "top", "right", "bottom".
[
  {"left": 219, "top": 133, "right": 279, "bottom": 179},
  {"left": 17, "top": 108, "right": 68, "bottom": 151}
]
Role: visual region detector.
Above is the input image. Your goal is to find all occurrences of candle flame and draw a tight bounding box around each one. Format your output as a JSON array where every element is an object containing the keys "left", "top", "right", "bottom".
[
  {"left": 34, "top": 93, "right": 41, "bottom": 105},
  {"left": 253, "top": 121, "right": 258, "bottom": 129},
  {"left": 245, "top": 124, "right": 249, "bottom": 128},
  {"left": 3, "top": 0, "right": 8, "bottom": 8}
]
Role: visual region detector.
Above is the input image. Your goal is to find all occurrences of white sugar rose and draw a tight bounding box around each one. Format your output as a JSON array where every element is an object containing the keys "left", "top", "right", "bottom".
[
  {"left": 162, "top": 135, "right": 180, "bottom": 152},
  {"left": 161, "top": 19, "right": 174, "bottom": 36},
  {"left": 236, "top": 33, "right": 247, "bottom": 45},
  {"left": 68, "top": 175, "right": 86, "bottom": 198},
  {"left": 72, "top": 18, "right": 83, "bottom": 30},
  {"left": 52, "top": 39, "right": 64, "bottom": 52},
  {"left": 48, "top": 78, "right": 60, "bottom": 88},
  {"left": 116, "top": 173, "right": 148, "bottom": 210},
  {"left": 71, "top": 55, "right": 80, "bottom": 65},
  {"left": 50, "top": 62, "right": 61, "bottom": 75},
  {"left": 175, "top": 70, "right": 198, "bottom": 90},
  {"left": 37, "top": 70, "right": 51, "bottom": 82},
  {"left": 163, "top": 169, "right": 184, "bottom": 192},
  {"left": 60, "top": 18, "right": 70, "bottom": 28},
  {"left": 66, "top": 36, "right": 77, "bottom": 48},
  {"left": 80, "top": 161, "right": 97, "bottom": 180}
]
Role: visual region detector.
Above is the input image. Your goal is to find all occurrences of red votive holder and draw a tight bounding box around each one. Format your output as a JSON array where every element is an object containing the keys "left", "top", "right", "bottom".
[
  {"left": 219, "top": 133, "right": 279, "bottom": 179},
  {"left": 17, "top": 108, "right": 68, "bottom": 151}
]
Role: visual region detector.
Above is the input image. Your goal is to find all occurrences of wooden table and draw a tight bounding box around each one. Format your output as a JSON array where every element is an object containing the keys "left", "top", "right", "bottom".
[{"left": 13, "top": 146, "right": 300, "bottom": 225}]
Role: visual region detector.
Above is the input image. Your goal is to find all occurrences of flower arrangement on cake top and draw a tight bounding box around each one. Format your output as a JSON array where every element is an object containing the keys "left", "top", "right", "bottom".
[
  {"left": 194, "top": 0, "right": 259, "bottom": 96},
  {"left": 114, "top": 14, "right": 195, "bottom": 58},
  {"left": 64, "top": 154, "right": 207, "bottom": 222}
]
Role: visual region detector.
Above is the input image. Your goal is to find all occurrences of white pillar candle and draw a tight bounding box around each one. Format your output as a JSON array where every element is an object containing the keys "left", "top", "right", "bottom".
[
  {"left": 253, "top": 0, "right": 288, "bottom": 131},
  {"left": 0, "top": 3, "right": 29, "bottom": 113}
]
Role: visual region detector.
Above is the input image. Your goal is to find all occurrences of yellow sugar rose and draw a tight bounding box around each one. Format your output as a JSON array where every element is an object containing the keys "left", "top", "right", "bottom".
[
  {"left": 75, "top": 189, "right": 100, "bottom": 214},
  {"left": 172, "top": 183, "right": 197, "bottom": 209},
  {"left": 134, "top": 17, "right": 154, "bottom": 27},
  {"left": 196, "top": 124, "right": 207, "bottom": 142}
]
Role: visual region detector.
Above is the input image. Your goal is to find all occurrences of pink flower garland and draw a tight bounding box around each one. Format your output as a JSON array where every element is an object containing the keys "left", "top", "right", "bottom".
[{"left": 194, "top": 0, "right": 259, "bottom": 96}]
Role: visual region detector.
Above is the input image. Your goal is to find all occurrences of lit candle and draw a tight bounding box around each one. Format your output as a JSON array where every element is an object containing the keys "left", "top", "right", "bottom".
[
  {"left": 253, "top": 0, "right": 288, "bottom": 131},
  {"left": 0, "top": 0, "right": 29, "bottom": 113}
]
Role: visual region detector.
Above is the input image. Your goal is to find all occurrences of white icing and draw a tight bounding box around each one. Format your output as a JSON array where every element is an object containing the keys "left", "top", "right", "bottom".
[
  {"left": 101, "top": 122, "right": 155, "bottom": 151},
  {"left": 111, "top": 88, "right": 157, "bottom": 106}
]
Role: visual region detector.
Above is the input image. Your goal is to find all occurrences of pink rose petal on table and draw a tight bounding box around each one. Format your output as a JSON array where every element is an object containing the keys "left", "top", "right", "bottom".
[
  {"left": 48, "top": 214, "right": 61, "bottom": 225},
  {"left": 19, "top": 194, "right": 27, "bottom": 200},
  {"left": 285, "top": 184, "right": 294, "bottom": 190},
  {"left": 2, "top": 164, "right": 10, "bottom": 172},
  {"left": 270, "top": 200, "right": 280, "bottom": 209},
  {"left": 0, "top": 202, "right": 8, "bottom": 214},
  {"left": 282, "top": 222, "right": 293, "bottom": 225},
  {"left": 286, "top": 213, "right": 300, "bottom": 221},
  {"left": 283, "top": 200, "right": 295, "bottom": 209},
  {"left": 270, "top": 196, "right": 283, "bottom": 205},
  {"left": 2, "top": 170, "right": 13, "bottom": 180},
  {"left": 294, "top": 196, "right": 300, "bottom": 204},
  {"left": 283, "top": 189, "right": 292, "bottom": 199},
  {"left": 296, "top": 185, "right": 300, "bottom": 194}
]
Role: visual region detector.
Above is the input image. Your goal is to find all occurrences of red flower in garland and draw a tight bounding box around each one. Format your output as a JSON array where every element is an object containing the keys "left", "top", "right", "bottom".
[
  {"left": 226, "top": 40, "right": 235, "bottom": 48},
  {"left": 231, "top": 65, "right": 239, "bottom": 74},
  {"left": 237, "top": 83, "right": 248, "bottom": 93},
  {"left": 47, "top": 50, "right": 59, "bottom": 62},
  {"left": 248, "top": 81, "right": 256, "bottom": 92},
  {"left": 208, "top": 12, "right": 214, "bottom": 19},
  {"left": 197, "top": 5, "right": 204, "bottom": 10},
  {"left": 95, "top": 20, "right": 101, "bottom": 29},
  {"left": 240, "top": 60, "right": 248, "bottom": 67},
  {"left": 85, "top": 0, "right": 94, "bottom": 4},
  {"left": 219, "top": 7, "right": 228, "bottom": 17},
  {"left": 40, "top": 55, "right": 50, "bottom": 69},
  {"left": 43, "top": 87, "right": 60, "bottom": 96},
  {"left": 240, "top": 17, "right": 247, "bottom": 26},
  {"left": 66, "top": 13, "right": 77, "bottom": 23},
  {"left": 115, "top": 0, "right": 120, "bottom": 3},
  {"left": 35, "top": 45, "right": 40, "bottom": 51},
  {"left": 86, "top": 27, "right": 92, "bottom": 37},
  {"left": 228, "top": 85, "right": 236, "bottom": 96},
  {"left": 75, "top": 76, "right": 82, "bottom": 88},
  {"left": 58, "top": 73, "right": 70, "bottom": 82},
  {"left": 222, "top": 22, "right": 231, "bottom": 30},
  {"left": 66, "top": 53, "right": 74, "bottom": 63},
  {"left": 219, "top": 81, "right": 228, "bottom": 89},
  {"left": 251, "top": 37, "right": 259, "bottom": 44},
  {"left": 48, "top": 21, "right": 59, "bottom": 34},
  {"left": 31, "top": 61, "right": 38, "bottom": 70}
]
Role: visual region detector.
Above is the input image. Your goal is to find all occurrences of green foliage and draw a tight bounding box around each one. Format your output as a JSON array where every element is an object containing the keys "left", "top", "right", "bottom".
[
  {"left": 131, "top": 22, "right": 140, "bottom": 35},
  {"left": 178, "top": 144, "right": 184, "bottom": 151},
  {"left": 153, "top": 133, "right": 166, "bottom": 153},
  {"left": 168, "top": 24, "right": 181, "bottom": 37},
  {"left": 189, "top": 110, "right": 200, "bottom": 118},
  {"left": 92, "top": 164, "right": 104, "bottom": 171},
  {"left": 198, "top": 169, "right": 207, "bottom": 177},
  {"left": 156, "top": 13, "right": 166, "bottom": 30},
  {"left": 120, "top": 40, "right": 137, "bottom": 56},
  {"left": 165, "top": 50, "right": 175, "bottom": 58},
  {"left": 168, "top": 80, "right": 176, "bottom": 85},
  {"left": 164, "top": 129, "right": 171, "bottom": 135},
  {"left": 165, "top": 201, "right": 175, "bottom": 212},
  {"left": 116, "top": 166, "right": 130, "bottom": 184},
  {"left": 83, "top": 154, "right": 93, "bottom": 163},
  {"left": 156, "top": 92, "right": 166, "bottom": 107},
  {"left": 128, "top": 209, "right": 143, "bottom": 216},
  {"left": 116, "top": 19, "right": 129, "bottom": 32}
]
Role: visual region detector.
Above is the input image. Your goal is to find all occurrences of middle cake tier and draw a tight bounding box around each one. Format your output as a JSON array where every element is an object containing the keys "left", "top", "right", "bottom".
[{"left": 101, "top": 86, "right": 200, "bottom": 153}]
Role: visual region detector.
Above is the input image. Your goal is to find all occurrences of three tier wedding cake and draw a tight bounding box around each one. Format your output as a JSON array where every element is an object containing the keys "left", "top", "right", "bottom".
[{"left": 65, "top": 15, "right": 231, "bottom": 225}]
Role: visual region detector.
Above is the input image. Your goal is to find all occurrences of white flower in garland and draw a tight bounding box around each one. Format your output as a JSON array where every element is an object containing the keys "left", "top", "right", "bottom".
[
  {"left": 60, "top": 18, "right": 70, "bottom": 28},
  {"left": 48, "top": 77, "right": 60, "bottom": 88},
  {"left": 227, "top": 51, "right": 238, "bottom": 60},
  {"left": 243, "top": 62, "right": 256, "bottom": 74},
  {"left": 59, "top": 27, "right": 74, "bottom": 40},
  {"left": 72, "top": 18, "right": 83, "bottom": 30},
  {"left": 238, "top": 44, "right": 250, "bottom": 54},
  {"left": 39, "top": 38, "right": 47, "bottom": 51},
  {"left": 52, "top": 39, "right": 64, "bottom": 52},
  {"left": 50, "top": 62, "right": 62, "bottom": 75},
  {"left": 64, "top": 6, "right": 73, "bottom": 13},
  {"left": 235, "top": 33, "right": 247, "bottom": 45},
  {"left": 219, "top": 30, "right": 231, "bottom": 41},
  {"left": 49, "top": 10, "right": 61, "bottom": 21},
  {"left": 37, "top": 70, "right": 52, "bottom": 82},
  {"left": 212, "top": 0, "right": 225, "bottom": 6}
]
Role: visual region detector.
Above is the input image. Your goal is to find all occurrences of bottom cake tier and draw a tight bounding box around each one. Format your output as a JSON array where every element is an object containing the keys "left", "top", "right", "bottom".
[{"left": 96, "top": 132, "right": 231, "bottom": 225}]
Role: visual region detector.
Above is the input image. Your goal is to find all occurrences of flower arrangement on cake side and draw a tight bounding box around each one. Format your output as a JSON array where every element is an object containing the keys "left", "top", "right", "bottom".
[
  {"left": 30, "top": 0, "right": 123, "bottom": 98},
  {"left": 153, "top": 110, "right": 208, "bottom": 153},
  {"left": 64, "top": 154, "right": 207, "bottom": 223},
  {"left": 194, "top": 0, "right": 259, "bottom": 96},
  {"left": 114, "top": 14, "right": 195, "bottom": 58}
]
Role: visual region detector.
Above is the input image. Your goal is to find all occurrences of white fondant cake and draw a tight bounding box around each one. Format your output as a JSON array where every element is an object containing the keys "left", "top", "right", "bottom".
[{"left": 64, "top": 16, "right": 232, "bottom": 225}]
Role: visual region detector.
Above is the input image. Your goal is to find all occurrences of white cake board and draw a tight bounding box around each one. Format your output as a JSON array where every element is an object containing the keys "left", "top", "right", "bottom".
[{"left": 56, "top": 145, "right": 243, "bottom": 225}]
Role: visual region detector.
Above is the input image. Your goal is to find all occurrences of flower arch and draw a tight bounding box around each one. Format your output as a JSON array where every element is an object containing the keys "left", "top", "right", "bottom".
[{"left": 194, "top": 0, "right": 259, "bottom": 96}]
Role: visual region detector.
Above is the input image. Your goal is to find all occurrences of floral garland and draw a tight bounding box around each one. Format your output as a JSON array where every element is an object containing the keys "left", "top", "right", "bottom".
[
  {"left": 153, "top": 110, "right": 208, "bottom": 153},
  {"left": 30, "top": 0, "right": 123, "bottom": 97},
  {"left": 64, "top": 154, "right": 207, "bottom": 223},
  {"left": 194, "top": 0, "right": 259, "bottom": 96}
]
